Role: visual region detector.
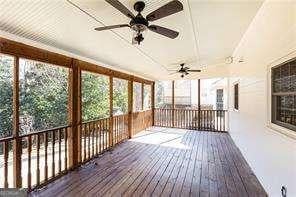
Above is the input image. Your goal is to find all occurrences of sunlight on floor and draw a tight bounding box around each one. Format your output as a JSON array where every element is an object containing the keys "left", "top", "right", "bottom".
[{"left": 130, "top": 127, "right": 191, "bottom": 150}]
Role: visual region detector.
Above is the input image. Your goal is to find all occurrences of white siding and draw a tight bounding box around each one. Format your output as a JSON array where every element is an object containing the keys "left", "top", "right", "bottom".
[{"left": 228, "top": 1, "right": 296, "bottom": 196}]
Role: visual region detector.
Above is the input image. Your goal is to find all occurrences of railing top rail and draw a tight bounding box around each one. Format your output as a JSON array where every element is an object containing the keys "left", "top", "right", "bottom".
[
  {"left": 0, "top": 135, "right": 14, "bottom": 143},
  {"left": 20, "top": 125, "right": 70, "bottom": 138},
  {"left": 154, "top": 108, "right": 228, "bottom": 112},
  {"left": 82, "top": 117, "right": 110, "bottom": 124}
]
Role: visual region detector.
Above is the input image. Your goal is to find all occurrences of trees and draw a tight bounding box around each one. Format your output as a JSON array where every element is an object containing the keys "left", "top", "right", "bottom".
[{"left": 0, "top": 55, "right": 13, "bottom": 138}]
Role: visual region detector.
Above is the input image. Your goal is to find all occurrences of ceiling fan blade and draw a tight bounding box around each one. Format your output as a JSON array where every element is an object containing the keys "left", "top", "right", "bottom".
[
  {"left": 105, "top": 0, "right": 135, "bottom": 19},
  {"left": 95, "top": 24, "right": 130, "bottom": 31},
  {"left": 146, "top": 0, "right": 183, "bottom": 21},
  {"left": 148, "top": 25, "right": 179, "bottom": 39},
  {"left": 187, "top": 69, "right": 201, "bottom": 72}
]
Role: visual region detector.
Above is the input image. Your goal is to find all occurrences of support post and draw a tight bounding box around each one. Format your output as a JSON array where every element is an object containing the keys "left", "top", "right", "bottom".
[
  {"left": 198, "top": 79, "right": 201, "bottom": 130},
  {"left": 68, "top": 59, "right": 81, "bottom": 168},
  {"left": 128, "top": 80, "right": 133, "bottom": 138},
  {"left": 151, "top": 82, "right": 155, "bottom": 126},
  {"left": 13, "top": 56, "right": 22, "bottom": 188},
  {"left": 141, "top": 83, "right": 144, "bottom": 111},
  {"left": 172, "top": 80, "right": 175, "bottom": 127},
  {"left": 109, "top": 76, "right": 114, "bottom": 147}
]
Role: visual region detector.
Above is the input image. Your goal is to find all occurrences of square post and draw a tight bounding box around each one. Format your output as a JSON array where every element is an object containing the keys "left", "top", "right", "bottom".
[
  {"left": 68, "top": 59, "right": 81, "bottom": 168},
  {"left": 198, "top": 79, "right": 201, "bottom": 130},
  {"left": 109, "top": 76, "right": 114, "bottom": 147},
  {"left": 128, "top": 80, "right": 133, "bottom": 138},
  {"left": 13, "top": 56, "right": 22, "bottom": 188},
  {"left": 141, "top": 83, "right": 144, "bottom": 111},
  {"left": 172, "top": 80, "right": 175, "bottom": 127},
  {"left": 151, "top": 82, "right": 155, "bottom": 126}
]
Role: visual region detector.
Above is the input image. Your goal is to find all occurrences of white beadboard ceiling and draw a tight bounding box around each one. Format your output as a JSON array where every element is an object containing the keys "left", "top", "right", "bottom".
[{"left": 0, "top": 0, "right": 263, "bottom": 80}]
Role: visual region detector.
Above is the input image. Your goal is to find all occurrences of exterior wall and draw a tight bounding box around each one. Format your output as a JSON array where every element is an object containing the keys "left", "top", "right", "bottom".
[{"left": 228, "top": 1, "right": 296, "bottom": 196}]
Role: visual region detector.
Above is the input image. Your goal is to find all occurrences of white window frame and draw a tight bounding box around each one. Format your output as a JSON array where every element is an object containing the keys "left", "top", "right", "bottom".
[{"left": 266, "top": 51, "right": 296, "bottom": 140}]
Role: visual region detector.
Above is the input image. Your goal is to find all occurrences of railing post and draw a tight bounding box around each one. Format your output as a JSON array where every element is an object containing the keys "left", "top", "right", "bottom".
[
  {"left": 68, "top": 59, "right": 81, "bottom": 168},
  {"left": 172, "top": 80, "right": 175, "bottom": 127},
  {"left": 141, "top": 82, "right": 144, "bottom": 111},
  {"left": 128, "top": 80, "right": 133, "bottom": 138},
  {"left": 109, "top": 76, "right": 114, "bottom": 147},
  {"left": 13, "top": 56, "right": 22, "bottom": 188},
  {"left": 151, "top": 82, "right": 155, "bottom": 126},
  {"left": 198, "top": 79, "right": 201, "bottom": 130}
]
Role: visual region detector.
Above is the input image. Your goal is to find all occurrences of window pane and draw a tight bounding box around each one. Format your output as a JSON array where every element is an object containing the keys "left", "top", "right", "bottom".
[
  {"left": 133, "top": 82, "right": 142, "bottom": 112},
  {"left": 275, "top": 95, "right": 295, "bottom": 127},
  {"left": 19, "top": 59, "right": 68, "bottom": 134},
  {"left": 155, "top": 81, "right": 172, "bottom": 108},
  {"left": 175, "top": 80, "right": 191, "bottom": 108},
  {"left": 143, "top": 84, "right": 151, "bottom": 110},
  {"left": 113, "top": 78, "right": 128, "bottom": 115},
  {"left": 0, "top": 54, "right": 13, "bottom": 138},
  {"left": 82, "top": 71, "right": 109, "bottom": 121},
  {"left": 234, "top": 84, "right": 239, "bottom": 110}
]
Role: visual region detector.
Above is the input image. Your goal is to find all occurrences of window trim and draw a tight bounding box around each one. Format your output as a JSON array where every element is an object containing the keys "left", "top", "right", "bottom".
[{"left": 267, "top": 52, "right": 296, "bottom": 140}]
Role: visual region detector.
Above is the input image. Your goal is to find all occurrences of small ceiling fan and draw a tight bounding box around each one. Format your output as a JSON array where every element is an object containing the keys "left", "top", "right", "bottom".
[
  {"left": 95, "top": 0, "right": 183, "bottom": 45},
  {"left": 169, "top": 63, "right": 201, "bottom": 78}
]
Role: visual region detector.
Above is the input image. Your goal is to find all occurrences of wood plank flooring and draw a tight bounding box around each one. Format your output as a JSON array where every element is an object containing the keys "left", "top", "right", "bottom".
[{"left": 30, "top": 127, "right": 267, "bottom": 197}]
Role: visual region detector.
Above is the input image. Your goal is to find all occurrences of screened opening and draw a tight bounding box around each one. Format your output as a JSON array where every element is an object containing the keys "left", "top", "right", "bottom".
[
  {"left": 0, "top": 54, "right": 14, "bottom": 138},
  {"left": 81, "top": 71, "right": 109, "bottom": 122},
  {"left": 133, "top": 82, "right": 142, "bottom": 112},
  {"left": 113, "top": 78, "right": 128, "bottom": 115},
  {"left": 19, "top": 58, "right": 69, "bottom": 134},
  {"left": 143, "top": 84, "right": 151, "bottom": 110},
  {"left": 271, "top": 58, "right": 296, "bottom": 131},
  {"left": 155, "top": 80, "right": 172, "bottom": 108}
]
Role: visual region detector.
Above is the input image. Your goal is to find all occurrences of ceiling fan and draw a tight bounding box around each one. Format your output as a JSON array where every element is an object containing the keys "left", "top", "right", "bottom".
[
  {"left": 95, "top": 0, "right": 183, "bottom": 45},
  {"left": 169, "top": 63, "right": 201, "bottom": 78}
]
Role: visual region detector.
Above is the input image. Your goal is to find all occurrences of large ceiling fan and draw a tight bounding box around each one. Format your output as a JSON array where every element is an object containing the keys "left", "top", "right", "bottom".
[
  {"left": 95, "top": 0, "right": 183, "bottom": 45},
  {"left": 169, "top": 63, "right": 201, "bottom": 78}
]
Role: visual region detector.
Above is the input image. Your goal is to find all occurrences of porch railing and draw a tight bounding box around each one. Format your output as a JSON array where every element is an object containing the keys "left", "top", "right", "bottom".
[
  {"left": 154, "top": 108, "right": 228, "bottom": 132},
  {"left": 0, "top": 126, "right": 70, "bottom": 190},
  {"left": 0, "top": 111, "right": 151, "bottom": 190}
]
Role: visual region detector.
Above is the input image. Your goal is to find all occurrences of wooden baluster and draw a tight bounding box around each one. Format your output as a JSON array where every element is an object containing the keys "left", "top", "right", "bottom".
[
  {"left": 44, "top": 132, "right": 48, "bottom": 181},
  {"left": 36, "top": 134, "right": 40, "bottom": 185},
  {"left": 27, "top": 136, "right": 32, "bottom": 190},
  {"left": 95, "top": 121, "right": 98, "bottom": 155},
  {"left": 99, "top": 120, "right": 102, "bottom": 153},
  {"left": 83, "top": 124, "right": 86, "bottom": 161},
  {"left": 58, "top": 129, "right": 62, "bottom": 174},
  {"left": 88, "top": 123, "right": 91, "bottom": 160},
  {"left": 3, "top": 141, "right": 9, "bottom": 188},
  {"left": 64, "top": 128, "right": 68, "bottom": 170},
  {"left": 92, "top": 122, "right": 95, "bottom": 157},
  {"left": 52, "top": 131, "right": 55, "bottom": 177}
]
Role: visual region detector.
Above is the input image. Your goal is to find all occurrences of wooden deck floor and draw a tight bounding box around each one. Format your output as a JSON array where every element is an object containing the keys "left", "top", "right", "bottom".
[{"left": 30, "top": 127, "right": 267, "bottom": 197}]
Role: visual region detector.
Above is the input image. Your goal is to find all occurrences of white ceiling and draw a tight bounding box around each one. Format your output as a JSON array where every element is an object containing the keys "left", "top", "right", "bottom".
[{"left": 0, "top": 0, "right": 263, "bottom": 80}]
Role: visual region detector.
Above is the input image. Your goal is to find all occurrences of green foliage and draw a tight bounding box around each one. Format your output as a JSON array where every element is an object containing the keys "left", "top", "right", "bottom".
[
  {"left": 82, "top": 72, "right": 109, "bottom": 121},
  {"left": 113, "top": 78, "right": 128, "bottom": 115},
  {"left": 19, "top": 59, "right": 68, "bottom": 134},
  {"left": 0, "top": 56, "right": 13, "bottom": 137}
]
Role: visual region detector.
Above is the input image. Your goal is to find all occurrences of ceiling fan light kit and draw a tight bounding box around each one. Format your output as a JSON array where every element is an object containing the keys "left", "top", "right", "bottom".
[{"left": 95, "top": 0, "right": 183, "bottom": 45}]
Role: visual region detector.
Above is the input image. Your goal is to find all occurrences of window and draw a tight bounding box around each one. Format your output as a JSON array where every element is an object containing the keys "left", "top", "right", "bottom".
[
  {"left": 113, "top": 78, "right": 128, "bottom": 115},
  {"left": 155, "top": 81, "right": 172, "bottom": 108},
  {"left": 143, "top": 84, "right": 151, "bottom": 110},
  {"left": 81, "top": 71, "right": 109, "bottom": 121},
  {"left": 0, "top": 54, "right": 14, "bottom": 138},
  {"left": 216, "top": 89, "right": 224, "bottom": 110},
  {"left": 271, "top": 58, "right": 296, "bottom": 131},
  {"left": 234, "top": 83, "right": 239, "bottom": 110},
  {"left": 19, "top": 59, "right": 69, "bottom": 134}
]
